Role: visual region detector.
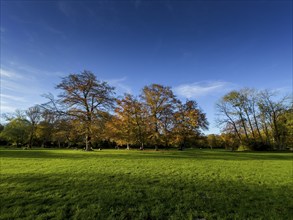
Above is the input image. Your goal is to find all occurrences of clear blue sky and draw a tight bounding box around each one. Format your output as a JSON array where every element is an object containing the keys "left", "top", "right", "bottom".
[{"left": 1, "top": 0, "right": 292, "bottom": 134}]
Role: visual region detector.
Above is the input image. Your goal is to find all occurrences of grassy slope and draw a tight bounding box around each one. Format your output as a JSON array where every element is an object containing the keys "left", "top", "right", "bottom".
[{"left": 0, "top": 148, "right": 292, "bottom": 220}]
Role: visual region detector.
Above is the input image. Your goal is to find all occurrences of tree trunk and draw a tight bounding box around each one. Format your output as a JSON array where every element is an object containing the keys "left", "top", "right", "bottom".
[
  {"left": 239, "top": 112, "right": 249, "bottom": 140},
  {"left": 227, "top": 117, "right": 242, "bottom": 142},
  {"left": 253, "top": 113, "right": 263, "bottom": 142},
  {"left": 272, "top": 112, "right": 281, "bottom": 149},
  {"left": 28, "top": 135, "right": 33, "bottom": 148},
  {"left": 262, "top": 120, "right": 271, "bottom": 145},
  {"left": 85, "top": 134, "right": 92, "bottom": 151},
  {"left": 245, "top": 110, "right": 256, "bottom": 140},
  {"left": 154, "top": 122, "right": 159, "bottom": 151},
  {"left": 223, "top": 108, "right": 242, "bottom": 142},
  {"left": 28, "top": 125, "right": 35, "bottom": 148}
]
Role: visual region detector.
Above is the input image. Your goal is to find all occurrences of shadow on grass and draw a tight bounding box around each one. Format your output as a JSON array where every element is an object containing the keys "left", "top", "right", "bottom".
[
  {"left": 1, "top": 172, "right": 292, "bottom": 219},
  {"left": 0, "top": 148, "right": 292, "bottom": 161}
]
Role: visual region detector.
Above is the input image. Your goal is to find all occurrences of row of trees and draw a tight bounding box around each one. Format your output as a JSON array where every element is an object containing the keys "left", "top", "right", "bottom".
[
  {"left": 216, "top": 88, "right": 292, "bottom": 150},
  {"left": 1, "top": 71, "right": 291, "bottom": 151},
  {"left": 0, "top": 71, "right": 208, "bottom": 151}
]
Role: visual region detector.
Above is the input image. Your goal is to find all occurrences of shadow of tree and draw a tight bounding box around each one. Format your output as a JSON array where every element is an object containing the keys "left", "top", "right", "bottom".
[{"left": 1, "top": 171, "right": 292, "bottom": 219}]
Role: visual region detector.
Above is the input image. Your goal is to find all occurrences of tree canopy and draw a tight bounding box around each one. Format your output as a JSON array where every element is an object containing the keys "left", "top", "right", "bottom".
[
  {"left": 54, "top": 71, "right": 115, "bottom": 151},
  {"left": 216, "top": 88, "right": 291, "bottom": 150},
  {"left": 1, "top": 71, "right": 291, "bottom": 151}
]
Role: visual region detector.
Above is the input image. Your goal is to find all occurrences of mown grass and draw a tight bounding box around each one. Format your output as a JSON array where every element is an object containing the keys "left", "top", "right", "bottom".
[{"left": 0, "top": 148, "right": 292, "bottom": 220}]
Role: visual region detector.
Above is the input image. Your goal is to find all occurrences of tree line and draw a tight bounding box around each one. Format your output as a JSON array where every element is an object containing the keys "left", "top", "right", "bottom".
[
  {"left": 0, "top": 71, "right": 208, "bottom": 151},
  {"left": 216, "top": 88, "right": 292, "bottom": 150},
  {"left": 0, "top": 71, "right": 291, "bottom": 151}
]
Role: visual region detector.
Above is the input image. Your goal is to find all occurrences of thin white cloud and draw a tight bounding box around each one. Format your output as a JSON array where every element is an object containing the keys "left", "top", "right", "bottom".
[
  {"left": 174, "top": 81, "right": 234, "bottom": 99},
  {"left": 0, "top": 63, "right": 63, "bottom": 114},
  {"left": 1, "top": 69, "right": 23, "bottom": 79},
  {"left": 1, "top": 94, "right": 27, "bottom": 102},
  {"left": 6, "top": 62, "right": 63, "bottom": 78},
  {"left": 106, "top": 77, "right": 132, "bottom": 95}
]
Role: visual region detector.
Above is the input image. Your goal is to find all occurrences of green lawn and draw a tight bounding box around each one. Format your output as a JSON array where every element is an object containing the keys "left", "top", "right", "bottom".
[{"left": 0, "top": 148, "right": 292, "bottom": 220}]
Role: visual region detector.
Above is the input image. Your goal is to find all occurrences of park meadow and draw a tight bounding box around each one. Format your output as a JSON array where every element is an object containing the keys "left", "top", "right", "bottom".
[
  {"left": 1, "top": 1, "right": 292, "bottom": 219},
  {"left": 0, "top": 147, "right": 292, "bottom": 220},
  {"left": 0, "top": 71, "right": 292, "bottom": 219}
]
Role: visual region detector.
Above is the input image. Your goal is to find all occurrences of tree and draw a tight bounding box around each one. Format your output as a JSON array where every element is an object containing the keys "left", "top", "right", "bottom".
[
  {"left": 207, "top": 134, "right": 224, "bottom": 149},
  {"left": 0, "top": 118, "right": 30, "bottom": 147},
  {"left": 277, "top": 107, "right": 293, "bottom": 148},
  {"left": 141, "top": 84, "right": 177, "bottom": 150},
  {"left": 243, "top": 89, "right": 263, "bottom": 142},
  {"left": 216, "top": 99, "right": 242, "bottom": 141},
  {"left": 55, "top": 71, "right": 115, "bottom": 151},
  {"left": 106, "top": 94, "right": 148, "bottom": 149},
  {"left": 129, "top": 96, "right": 148, "bottom": 149},
  {"left": 52, "top": 117, "right": 73, "bottom": 148},
  {"left": 173, "top": 100, "right": 208, "bottom": 150},
  {"left": 0, "top": 123, "right": 7, "bottom": 145},
  {"left": 258, "top": 90, "right": 289, "bottom": 149},
  {"left": 217, "top": 88, "right": 290, "bottom": 150},
  {"left": 223, "top": 91, "right": 250, "bottom": 140},
  {"left": 26, "top": 105, "right": 42, "bottom": 148},
  {"left": 35, "top": 109, "right": 56, "bottom": 147}
]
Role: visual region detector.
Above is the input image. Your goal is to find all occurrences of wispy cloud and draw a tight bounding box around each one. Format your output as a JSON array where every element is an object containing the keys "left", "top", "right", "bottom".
[
  {"left": 0, "top": 62, "right": 64, "bottom": 114},
  {"left": 6, "top": 61, "right": 63, "bottom": 78},
  {"left": 1, "top": 62, "right": 133, "bottom": 113},
  {"left": 1, "top": 94, "right": 27, "bottom": 103},
  {"left": 1, "top": 69, "right": 23, "bottom": 79},
  {"left": 174, "top": 81, "right": 235, "bottom": 99},
  {"left": 106, "top": 77, "right": 132, "bottom": 95}
]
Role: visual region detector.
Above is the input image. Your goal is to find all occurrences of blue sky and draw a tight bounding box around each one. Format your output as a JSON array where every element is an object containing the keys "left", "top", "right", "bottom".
[{"left": 1, "top": 0, "right": 292, "bottom": 134}]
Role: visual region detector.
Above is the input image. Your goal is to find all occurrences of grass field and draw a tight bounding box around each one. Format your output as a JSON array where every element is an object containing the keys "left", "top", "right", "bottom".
[{"left": 0, "top": 148, "right": 292, "bottom": 220}]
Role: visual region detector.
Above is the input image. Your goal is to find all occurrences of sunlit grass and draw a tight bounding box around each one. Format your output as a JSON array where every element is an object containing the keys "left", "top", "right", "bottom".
[{"left": 0, "top": 148, "right": 292, "bottom": 219}]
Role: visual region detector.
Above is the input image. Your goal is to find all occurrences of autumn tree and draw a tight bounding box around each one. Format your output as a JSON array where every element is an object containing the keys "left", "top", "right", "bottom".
[
  {"left": 173, "top": 100, "right": 208, "bottom": 150},
  {"left": 141, "top": 84, "right": 177, "bottom": 150},
  {"left": 55, "top": 71, "right": 115, "bottom": 151},
  {"left": 107, "top": 94, "right": 148, "bottom": 149}
]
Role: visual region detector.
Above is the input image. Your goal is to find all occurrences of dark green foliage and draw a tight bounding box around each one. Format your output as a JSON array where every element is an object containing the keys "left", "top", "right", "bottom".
[{"left": 0, "top": 148, "right": 292, "bottom": 219}]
